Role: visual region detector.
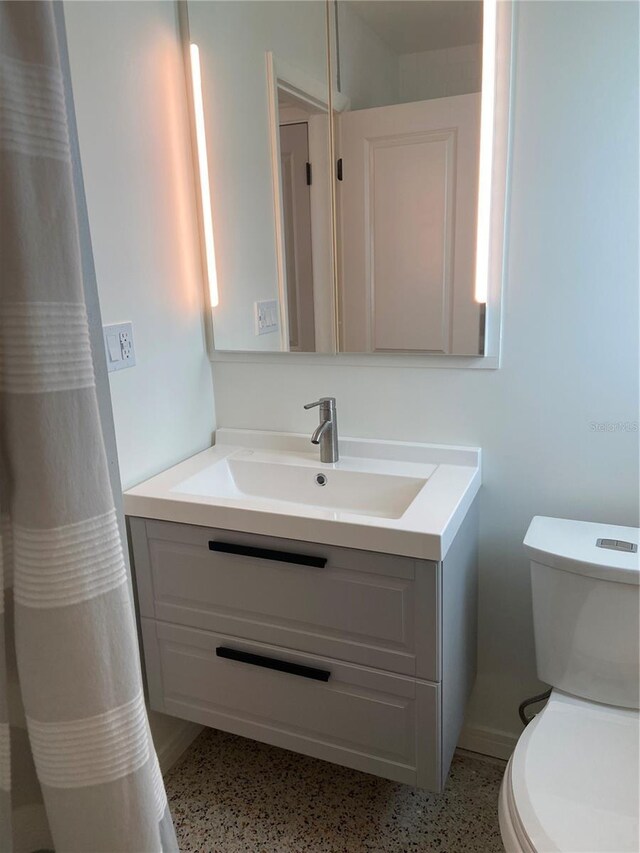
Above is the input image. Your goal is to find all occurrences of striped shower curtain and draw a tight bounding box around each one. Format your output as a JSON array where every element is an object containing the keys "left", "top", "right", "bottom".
[{"left": 0, "top": 2, "right": 178, "bottom": 850}]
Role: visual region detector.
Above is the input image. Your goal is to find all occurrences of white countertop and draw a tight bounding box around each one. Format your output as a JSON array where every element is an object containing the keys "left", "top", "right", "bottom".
[{"left": 123, "top": 429, "right": 481, "bottom": 560}]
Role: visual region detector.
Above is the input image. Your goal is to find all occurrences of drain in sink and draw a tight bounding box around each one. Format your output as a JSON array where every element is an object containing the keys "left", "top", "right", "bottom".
[{"left": 315, "top": 473, "right": 327, "bottom": 486}]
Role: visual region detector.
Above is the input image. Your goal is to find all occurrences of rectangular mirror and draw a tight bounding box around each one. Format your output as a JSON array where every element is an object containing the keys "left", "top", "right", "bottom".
[{"left": 184, "top": 0, "right": 511, "bottom": 359}]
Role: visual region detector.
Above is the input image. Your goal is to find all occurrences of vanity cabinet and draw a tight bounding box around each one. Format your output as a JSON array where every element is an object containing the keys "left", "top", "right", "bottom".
[{"left": 128, "top": 501, "right": 477, "bottom": 792}]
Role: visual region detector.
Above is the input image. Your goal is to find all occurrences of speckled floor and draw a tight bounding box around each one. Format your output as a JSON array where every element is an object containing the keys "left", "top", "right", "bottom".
[{"left": 165, "top": 728, "right": 506, "bottom": 852}]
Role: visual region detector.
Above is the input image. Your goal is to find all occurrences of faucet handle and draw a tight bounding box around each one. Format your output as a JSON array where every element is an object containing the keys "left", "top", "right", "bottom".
[{"left": 304, "top": 397, "right": 335, "bottom": 411}]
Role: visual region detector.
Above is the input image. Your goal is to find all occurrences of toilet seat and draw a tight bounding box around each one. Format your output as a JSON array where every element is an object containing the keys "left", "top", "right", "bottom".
[{"left": 499, "top": 690, "right": 639, "bottom": 853}]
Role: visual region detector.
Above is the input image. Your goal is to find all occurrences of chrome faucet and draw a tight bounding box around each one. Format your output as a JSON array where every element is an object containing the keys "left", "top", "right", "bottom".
[{"left": 304, "top": 397, "right": 339, "bottom": 463}]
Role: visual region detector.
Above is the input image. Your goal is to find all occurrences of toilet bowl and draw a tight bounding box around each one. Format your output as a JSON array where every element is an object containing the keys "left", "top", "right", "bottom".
[
  {"left": 499, "top": 691, "right": 639, "bottom": 852},
  {"left": 499, "top": 517, "right": 640, "bottom": 853}
]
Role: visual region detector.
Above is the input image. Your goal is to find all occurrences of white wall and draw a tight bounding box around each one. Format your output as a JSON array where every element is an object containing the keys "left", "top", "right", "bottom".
[
  {"left": 337, "top": 11, "right": 481, "bottom": 110},
  {"left": 337, "top": 2, "right": 399, "bottom": 110},
  {"left": 399, "top": 43, "right": 482, "bottom": 103},
  {"left": 211, "top": 1, "right": 640, "bottom": 746},
  {"left": 64, "top": 1, "right": 215, "bottom": 492},
  {"left": 64, "top": 0, "right": 214, "bottom": 762}
]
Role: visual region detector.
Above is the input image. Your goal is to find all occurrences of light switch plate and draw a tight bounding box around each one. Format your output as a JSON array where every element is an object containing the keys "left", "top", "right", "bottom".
[
  {"left": 103, "top": 322, "right": 136, "bottom": 372},
  {"left": 255, "top": 299, "right": 279, "bottom": 336}
]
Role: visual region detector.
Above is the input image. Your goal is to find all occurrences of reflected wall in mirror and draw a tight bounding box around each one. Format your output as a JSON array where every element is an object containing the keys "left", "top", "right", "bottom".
[
  {"left": 332, "top": 1, "right": 485, "bottom": 354},
  {"left": 187, "top": 1, "right": 334, "bottom": 352}
]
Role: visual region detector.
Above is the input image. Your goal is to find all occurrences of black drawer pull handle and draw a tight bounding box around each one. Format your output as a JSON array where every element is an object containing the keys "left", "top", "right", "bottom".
[
  {"left": 216, "top": 647, "right": 331, "bottom": 682},
  {"left": 209, "top": 541, "right": 327, "bottom": 569}
]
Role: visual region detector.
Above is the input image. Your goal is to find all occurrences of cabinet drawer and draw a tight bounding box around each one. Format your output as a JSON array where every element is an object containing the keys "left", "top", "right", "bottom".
[
  {"left": 130, "top": 518, "right": 439, "bottom": 678},
  {"left": 142, "top": 618, "right": 441, "bottom": 790}
]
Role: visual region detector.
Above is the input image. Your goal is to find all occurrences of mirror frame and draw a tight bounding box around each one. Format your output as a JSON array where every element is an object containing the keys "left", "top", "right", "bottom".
[{"left": 180, "top": 0, "right": 514, "bottom": 369}]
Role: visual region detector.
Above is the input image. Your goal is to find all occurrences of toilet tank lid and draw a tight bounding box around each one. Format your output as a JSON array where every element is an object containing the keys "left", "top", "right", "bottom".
[{"left": 524, "top": 516, "right": 639, "bottom": 584}]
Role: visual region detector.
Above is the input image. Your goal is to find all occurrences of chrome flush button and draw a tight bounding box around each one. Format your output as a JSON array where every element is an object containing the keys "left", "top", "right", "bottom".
[{"left": 596, "top": 538, "right": 638, "bottom": 553}]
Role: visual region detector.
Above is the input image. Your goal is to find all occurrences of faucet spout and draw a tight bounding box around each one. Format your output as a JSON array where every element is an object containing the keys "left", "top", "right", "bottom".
[{"left": 311, "top": 420, "right": 331, "bottom": 445}]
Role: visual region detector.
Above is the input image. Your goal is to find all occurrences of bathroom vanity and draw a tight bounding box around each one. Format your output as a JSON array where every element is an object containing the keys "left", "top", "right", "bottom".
[{"left": 125, "top": 430, "right": 481, "bottom": 792}]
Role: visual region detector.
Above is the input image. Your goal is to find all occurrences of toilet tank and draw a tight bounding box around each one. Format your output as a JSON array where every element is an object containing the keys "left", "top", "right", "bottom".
[{"left": 524, "top": 516, "right": 640, "bottom": 710}]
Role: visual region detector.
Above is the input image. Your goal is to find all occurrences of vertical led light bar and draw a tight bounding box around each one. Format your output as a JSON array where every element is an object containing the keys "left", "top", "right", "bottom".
[
  {"left": 190, "top": 43, "right": 219, "bottom": 308},
  {"left": 474, "top": 0, "right": 497, "bottom": 304}
]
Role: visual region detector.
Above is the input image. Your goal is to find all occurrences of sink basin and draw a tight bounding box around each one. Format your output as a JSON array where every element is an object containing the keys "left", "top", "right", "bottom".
[
  {"left": 124, "top": 429, "right": 481, "bottom": 560},
  {"left": 173, "top": 451, "right": 429, "bottom": 520}
]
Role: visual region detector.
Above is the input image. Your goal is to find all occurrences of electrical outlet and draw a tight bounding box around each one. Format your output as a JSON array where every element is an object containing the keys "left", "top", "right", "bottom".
[
  {"left": 103, "top": 322, "right": 136, "bottom": 372},
  {"left": 119, "top": 330, "right": 133, "bottom": 361}
]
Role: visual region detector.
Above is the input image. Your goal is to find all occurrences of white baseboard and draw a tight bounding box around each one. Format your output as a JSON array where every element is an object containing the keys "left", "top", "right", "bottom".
[
  {"left": 157, "top": 720, "right": 204, "bottom": 774},
  {"left": 154, "top": 719, "right": 517, "bottom": 773},
  {"left": 458, "top": 724, "right": 519, "bottom": 761}
]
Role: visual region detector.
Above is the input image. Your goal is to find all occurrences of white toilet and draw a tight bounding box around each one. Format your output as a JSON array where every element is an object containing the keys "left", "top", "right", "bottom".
[{"left": 499, "top": 516, "right": 640, "bottom": 853}]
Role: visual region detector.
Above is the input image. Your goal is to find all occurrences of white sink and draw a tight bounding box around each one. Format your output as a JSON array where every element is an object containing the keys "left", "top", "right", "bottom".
[
  {"left": 174, "top": 450, "right": 431, "bottom": 520},
  {"left": 124, "top": 429, "right": 481, "bottom": 560}
]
